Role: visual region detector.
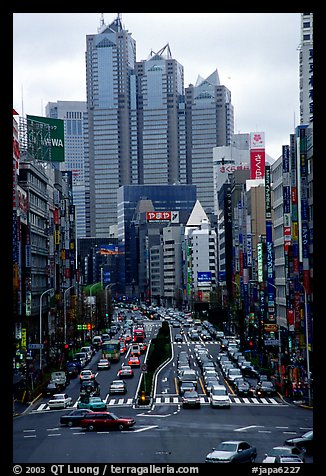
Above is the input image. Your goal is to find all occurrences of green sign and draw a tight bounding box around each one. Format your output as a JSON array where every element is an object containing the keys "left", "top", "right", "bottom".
[{"left": 27, "top": 115, "right": 65, "bottom": 162}]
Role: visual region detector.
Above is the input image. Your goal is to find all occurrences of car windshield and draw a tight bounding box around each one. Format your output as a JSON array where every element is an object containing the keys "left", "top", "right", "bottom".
[
  {"left": 302, "top": 431, "right": 313, "bottom": 439},
  {"left": 211, "top": 389, "right": 227, "bottom": 396},
  {"left": 216, "top": 443, "right": 238, "bottom": 452},
  {"left": 184, "top": 391, "right": 197, "bottom": 397}
]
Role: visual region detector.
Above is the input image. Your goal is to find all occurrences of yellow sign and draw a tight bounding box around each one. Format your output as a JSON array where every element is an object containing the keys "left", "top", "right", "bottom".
[{"left": 21, "top": 328, "right": 27, "bottom": 348}]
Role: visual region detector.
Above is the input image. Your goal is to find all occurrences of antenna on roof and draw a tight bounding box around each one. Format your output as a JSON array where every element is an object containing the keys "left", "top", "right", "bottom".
[{"left": 100, "top": 13, "right": 104, "bottom": 28}]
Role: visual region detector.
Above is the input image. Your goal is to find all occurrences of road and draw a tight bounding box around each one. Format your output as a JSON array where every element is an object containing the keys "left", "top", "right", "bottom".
[{"left": 13, "top": 312, "right": 313, "bottom": 465}]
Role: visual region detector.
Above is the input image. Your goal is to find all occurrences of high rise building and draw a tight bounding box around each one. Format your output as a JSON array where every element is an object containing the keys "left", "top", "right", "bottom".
[
  {"left": 46, "top": 101, "right": 87, "bottom": 238},
  {"left": 84, "top": 15, "right": 137, "bottom": 237},
  {"left": 185, "top": 71, "right": 234, "bottom": 214},
  {"left": 299, "top": 13, "right": 313, "bottom": 125},
  {"left": 135, "top": 44, "right": 186, "bottom": 185}
]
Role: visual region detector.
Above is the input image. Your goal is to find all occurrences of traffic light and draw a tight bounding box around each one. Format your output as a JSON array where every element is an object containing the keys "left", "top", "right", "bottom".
[{"left": 63, "top": 343, "right": 69, "bottom": 350}]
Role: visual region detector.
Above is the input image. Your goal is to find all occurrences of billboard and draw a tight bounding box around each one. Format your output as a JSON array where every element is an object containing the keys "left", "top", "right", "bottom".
[
  {"left": 27, "top": 115, "right": 65, "bottom": 162},
  {"left": 250, "top": 132, "right": 265, "bottom": 180},
  {"left": 146, "top": 211, "right": 179, "bottom": 223},
  {"left": 197, "top": 272, "right": 212, "bottom": 284}
]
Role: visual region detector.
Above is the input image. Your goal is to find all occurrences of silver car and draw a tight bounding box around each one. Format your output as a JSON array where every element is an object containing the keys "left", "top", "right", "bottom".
[{"left": 205, "top": 440, "right": 257, "bottom": 463}]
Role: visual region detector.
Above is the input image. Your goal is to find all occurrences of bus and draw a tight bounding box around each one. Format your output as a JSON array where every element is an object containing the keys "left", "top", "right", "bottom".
[
  {"left": 101, "top": 339, "right": 120, "bottom": 362},
  {"left": 133, "top": 328, "right": 146, "bottom": 343}
]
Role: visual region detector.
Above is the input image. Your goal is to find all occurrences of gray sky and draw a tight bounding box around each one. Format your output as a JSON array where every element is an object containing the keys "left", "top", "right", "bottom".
[{"left": 13, "top": 12, "right": 301, "bottom": 159}]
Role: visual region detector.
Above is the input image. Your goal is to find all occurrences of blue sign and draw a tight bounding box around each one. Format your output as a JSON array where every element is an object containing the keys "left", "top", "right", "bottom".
[{"left": 197, "top": 272, "right": 212, "bottom": 283}]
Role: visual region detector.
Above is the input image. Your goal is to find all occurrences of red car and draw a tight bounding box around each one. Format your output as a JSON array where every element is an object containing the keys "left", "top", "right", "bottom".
[
  {"left": 79, "top": 412, "right": 136, "bottom": 431},
  {"left": 128, "top": 356, "right": 140, "bottom": 367}
]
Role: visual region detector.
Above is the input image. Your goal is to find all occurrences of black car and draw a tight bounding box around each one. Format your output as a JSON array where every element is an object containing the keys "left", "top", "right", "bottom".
[
  {"left": 60, "top": 409, "right": 94, "bottom": 427},
  {"left": 42, "top": 381, "right": 63, "bottom": 397},
  {"left": 66, "top": 362, "right": 79, "bottom": 378},
  {"left": 80, "top": 379, "right": 100, "bottom": 397},
  {"left": 254, "top": 380, "right": 276, "bottom": 397},
  {"left": 182, "top": 390, "right": 201, "bottom": 408},
  {"left": 284, "top": 430, "right": 313, "bottom": 455},
  {"left": 233, "top": 377, "right": 251, "bottom": 396}
]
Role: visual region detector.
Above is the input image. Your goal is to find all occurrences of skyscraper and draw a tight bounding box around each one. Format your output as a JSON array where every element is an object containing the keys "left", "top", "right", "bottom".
[
  {"left": 46, "top": 100, "right": 87, "bottom": 238},
  {"left": 135, "top": 44, "right": 186, "bottom": 185},
  {"left": 185, "top": 71, "right": 234, "bottom": 213},
  {"left": 84, "top": 15, "right": 137, "bottom": 237}
]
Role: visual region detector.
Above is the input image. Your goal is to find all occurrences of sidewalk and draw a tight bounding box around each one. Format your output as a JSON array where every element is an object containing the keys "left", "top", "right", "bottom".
[{"left": 13, "top": 395, "right": 42, "bottom": 417}]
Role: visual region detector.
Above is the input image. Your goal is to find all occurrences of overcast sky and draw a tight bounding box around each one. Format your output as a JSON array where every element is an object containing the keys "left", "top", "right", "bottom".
[{"left": 13, "top": 12, "right": 301, "bottom": 159}]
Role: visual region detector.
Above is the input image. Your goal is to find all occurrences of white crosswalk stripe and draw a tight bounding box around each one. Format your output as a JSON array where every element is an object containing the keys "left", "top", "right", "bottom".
[{"left": 34, "top": 394, "right": 285, "bottom": 412}]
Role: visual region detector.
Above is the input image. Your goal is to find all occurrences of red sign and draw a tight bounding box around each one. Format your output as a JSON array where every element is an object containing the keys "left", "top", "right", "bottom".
[
  {"left": 250, "top": 149, "right": 265, "bottom": 179},
  {"left": 146, "top": 211, "right": 172, "bottom": 222}
]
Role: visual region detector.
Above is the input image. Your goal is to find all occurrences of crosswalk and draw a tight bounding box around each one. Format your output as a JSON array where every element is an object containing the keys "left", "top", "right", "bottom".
[{"left": 34, "top": 394, "right": 285, "bottom": 412}]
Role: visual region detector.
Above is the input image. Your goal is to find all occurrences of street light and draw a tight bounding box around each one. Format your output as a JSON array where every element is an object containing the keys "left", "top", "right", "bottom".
[
  {"left": 105, "top": 283, "right": 116, "bottom": 335},
  {"left": 64, "top": 285, "right": 75, "bottom": 344},
  {"left": 39, "top": 288, "right": 54, "bottom": 371}
]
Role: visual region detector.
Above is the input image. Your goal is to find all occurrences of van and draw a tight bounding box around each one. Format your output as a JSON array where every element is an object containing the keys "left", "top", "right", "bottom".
[
  {"left": 92, "top": 336, "right": 102, "bottom": 350},
  {"left": 80, "top": 346, "right": 93, "bottom": 362},
  {"left": 209, "top": 384, "right": 231, "bottom": 408}
]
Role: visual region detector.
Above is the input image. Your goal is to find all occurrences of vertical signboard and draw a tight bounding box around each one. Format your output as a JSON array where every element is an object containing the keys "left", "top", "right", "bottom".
[{"left": 250, "top": 132, "right": 265, "bottom": 180}]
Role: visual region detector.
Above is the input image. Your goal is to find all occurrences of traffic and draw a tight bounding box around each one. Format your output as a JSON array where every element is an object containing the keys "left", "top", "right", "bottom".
[{"left": 13, "top": 304, "right": 313, "bottom": 464}]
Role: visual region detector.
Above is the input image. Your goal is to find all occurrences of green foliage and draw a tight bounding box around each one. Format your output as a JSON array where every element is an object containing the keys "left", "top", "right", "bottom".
[{"left": 138, "top": 321, "right": 171, "bottom": 399}]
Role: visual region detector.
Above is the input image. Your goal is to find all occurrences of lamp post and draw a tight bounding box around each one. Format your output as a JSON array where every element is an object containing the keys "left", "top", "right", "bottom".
[
  {"left": 269, "top": 283, "right": 282, "bottom": 384},
  {"left": 39, "top": 288, "right": 54, "bottom": 371},
  {"left": 105, "top": 283, "right": 116, "bottom": 336},
  {"left": 64, "top": 285, "right": 75, "bottom": 345}
]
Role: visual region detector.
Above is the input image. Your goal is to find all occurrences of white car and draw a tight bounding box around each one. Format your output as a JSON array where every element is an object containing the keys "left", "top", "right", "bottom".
[
  {"left": 209, "top": 385, "right": 231, "bottom": 408},
  {"left": 48, "top": 393, "right": 73, "bottom": 409},
  {"left": 80, "top": 369, "right": 95, "bottom": 381},
  {"left": 97, "top": 358, "right": 110, "bottom": 370}
]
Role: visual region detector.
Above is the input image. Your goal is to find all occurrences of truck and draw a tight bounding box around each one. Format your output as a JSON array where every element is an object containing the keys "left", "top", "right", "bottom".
[{"left": 50, "top": 371, "right": 69, "bottom": 388}]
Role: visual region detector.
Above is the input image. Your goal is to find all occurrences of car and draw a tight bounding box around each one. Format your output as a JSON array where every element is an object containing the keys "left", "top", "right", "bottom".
[
  {"left": 182, "top": 390, "right": 201, "bottom": 408},
  {"left": 66, "top": 362, "right": 80, "bottom": 378},
  {"left": 77, "top": 395, "right": 107, "bottom": 411},
  {"left": 226, "top": 368, "right": 242, "bottom": 384},
  {"left": 74, "top": 352, "right": 88, "bottom": 367},
  {"left": 265, "top": 455, "right": 304, "bottom": 463},
  {"left": 79, "top": 412, "right": 136, "bottom": 431},
  {"left": 179, "top": 382, "right": 195, "bottom": 396},
  {"left": 60, "top": 409, "right": 95, "bottom": 427},
  {"left": 174, "top": 333, "right": 183, "bottom": 342},
  {"left": 139, "top": 342, "right": 147, "bottom": 353},
  {"left": 119, "top": 341, "right": 127, "bottom": 354},
  {"left": 178, "top": 369, "right": 198, "bottom": 388},
  {"left": 50, "top": 371, "right": 69, "bottom": 388},
  {"left": 42, "top": 381, "right": 63, "bottom": 397},
  {"left": 80, "top": 379, "right": 100, "bottom": 397},
  {"left": 127, "top": 356, "right": 140, "bottom": 367},
  {"left": 109, "top": 379, "right": 127, "bottom": 395},
  {"left": 253, "top": 380, "right": 276, "bottom": 397},
  {"left": 205, "top": 440, "right": 257, "bottom": 463},
  {"left": 233, "top": 377, "right": 251, "bottom": 396},
  {"left": 117, "top": 365, "right": 134, "bottom": 378},
  {"left": 209, "top": 385, "right": 231, "bottom": 408},
  {"left": 284, "top": 430, "right": 313, "bottom": 455},
  {"left": 48, "top": 393, "right": 73, "bottom": 409},
  {"left": 261, "top": 446, "right": 306, "bottom": 463},
  {"left": 97, "top": 358, "right": 110, "bottom": 370},
  {"left": 79, "top": 369, "right": 95, "bottom": 381},
  {"left": 241, "top": 364, "right": 259, "bottom": 378}
]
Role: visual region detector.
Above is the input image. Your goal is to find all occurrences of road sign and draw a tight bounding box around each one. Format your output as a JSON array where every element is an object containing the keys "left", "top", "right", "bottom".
[
  {"left": 28, "top": 344, "right": 44, "bottom": 349},
  {"left": 141, "top": 363, "right": 148, "bottom": 373}
]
